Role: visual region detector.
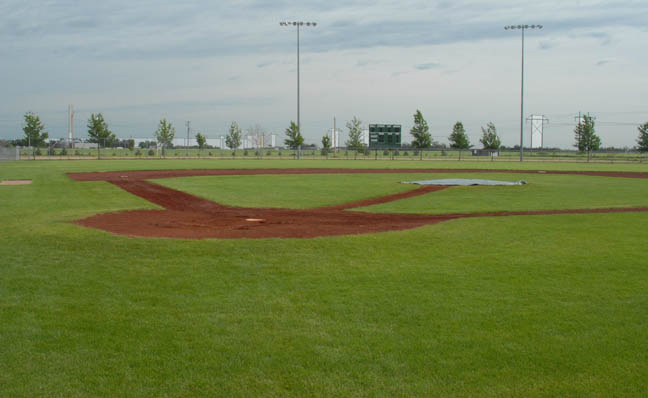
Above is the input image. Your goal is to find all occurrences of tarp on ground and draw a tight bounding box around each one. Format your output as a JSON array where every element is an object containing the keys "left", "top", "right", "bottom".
[{"left": 402, "top": 179, "right": 527, "bottom": 186}]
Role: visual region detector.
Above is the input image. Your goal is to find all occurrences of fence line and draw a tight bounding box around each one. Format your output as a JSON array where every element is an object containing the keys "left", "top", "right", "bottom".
[{"left": 10, "top": 145, "right": 647, "bottom": 163}]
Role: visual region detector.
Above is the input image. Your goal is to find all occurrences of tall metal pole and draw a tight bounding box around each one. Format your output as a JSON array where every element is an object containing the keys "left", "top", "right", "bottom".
[
  {"left": 297, "top": 23, "right": 300, "bottom": 137},
  {"left": 297, "top": 24, "right": 301, "bottom": 160},
  {"left": 280, "top": 21, "right": 317, "bottom": 160},
  {"left": 520, "top": 27, "right": 524, "bottom": 162},
  {"left": 504, "top": 24, "right": 542, "bottom": 162}
]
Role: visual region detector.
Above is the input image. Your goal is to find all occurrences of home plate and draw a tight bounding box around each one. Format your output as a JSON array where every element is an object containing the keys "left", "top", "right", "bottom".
[
  {"left": 0, "top": 180, "right": 32, "bottom": 185},
  {"left": 246, "top": 218, "right": 265, "bottom": 222}
]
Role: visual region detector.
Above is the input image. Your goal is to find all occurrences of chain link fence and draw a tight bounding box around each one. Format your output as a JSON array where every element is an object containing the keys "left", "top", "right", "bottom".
[
  {"left": 7, "top": 142, "right": 647, "bottom": 163},
  {"left": 0, "top": 146, "right": 19, "bottom": 161}
]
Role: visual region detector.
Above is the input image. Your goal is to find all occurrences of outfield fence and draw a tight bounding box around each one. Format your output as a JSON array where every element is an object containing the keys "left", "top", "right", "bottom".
[
  {"left": 11, "top": 145, "right": 648, "bottom": 163},
  {"left": 0, "top": 147, "right": 19, "bottom": 161}
]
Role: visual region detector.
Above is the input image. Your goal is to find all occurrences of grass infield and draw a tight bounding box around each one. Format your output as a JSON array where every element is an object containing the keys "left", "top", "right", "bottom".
[{"left": 1, "top": 159, "right": 647, "bottom": 396}]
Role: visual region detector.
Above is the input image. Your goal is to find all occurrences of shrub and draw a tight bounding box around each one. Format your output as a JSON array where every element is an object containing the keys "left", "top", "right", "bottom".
[
  {"left": 74, "top": 150, "right": 82, "bottom": 156},
  {"left": 243, "top": 150, "right": 249, "bottom": 156},
  {"left": 60, "top": 147, "right": 68, "bottom": 156},
  {"left": 208, "top": 152, "right": 213, "bottom": 156},
  {"left": 35, "top": 149, "right": 42, "bottom": 156},
  {"left": 266, "top": 150, "right": 272, "bottom": 156},
  {"left": 255, "top": 150, "right": 260, "bottom": 156},
  {"left": 383, "top": 150, "right": 389, "bottom": 156},
  {"left": 147, "top": 149, "right": 155, "bottom": 156},
  {"left": 393, "top": 150, "right": 400, "bottom": 156},
  {"left": 135, "top": 149, "right": 142, "bottom": 156},
  {"left": 404, "top": 151, "right": 410, "bottom": 156}
]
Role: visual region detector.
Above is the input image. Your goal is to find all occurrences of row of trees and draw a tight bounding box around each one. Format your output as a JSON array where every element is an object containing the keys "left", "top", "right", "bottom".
[
  {"left": 18, "top": 112, "right": 648, "bottom": 159},
  {"left": 20, "top": 112, "right": 211, "bottom": 158}
]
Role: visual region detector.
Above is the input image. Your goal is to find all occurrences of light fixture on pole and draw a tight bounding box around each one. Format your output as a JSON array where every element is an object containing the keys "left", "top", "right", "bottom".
[
  {"left": 279, "top": 21, "right": 317, "bottom": 159},
  {"left": 504, "top": 24, "right": 542, "bottom": 162}
]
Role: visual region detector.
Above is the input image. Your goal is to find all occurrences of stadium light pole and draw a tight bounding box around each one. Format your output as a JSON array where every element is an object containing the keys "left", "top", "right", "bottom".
[
  {"left": 504, "top": 24, "right": 542, "bottom": 162},
  {"left": 279, "top": 21, "right": 317, "bottom": 160}
]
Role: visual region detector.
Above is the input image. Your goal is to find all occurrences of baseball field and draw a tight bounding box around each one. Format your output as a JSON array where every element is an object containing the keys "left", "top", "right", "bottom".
[{"left": 1, "top": 159, "right": 647, "bottom": 396}]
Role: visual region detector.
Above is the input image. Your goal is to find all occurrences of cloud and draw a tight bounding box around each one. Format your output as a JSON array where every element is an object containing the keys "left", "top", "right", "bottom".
[
  {"left": 356, "top": 59, "right": 385, "bottom": 67},
  {"left": 539, "top": 41, "right": 557, "bottom": 50},
  {"left": 1, "top": 0, "right": 646, "bottom": 61},
  {"left": 415, "top": 62, "right": 441, "bottom": 70},
  {"left": 2, "top": 0, "right": 648, "bottom": 147},
  {"left": 582, "top": 32, "right": 613, "bottom": 46}
]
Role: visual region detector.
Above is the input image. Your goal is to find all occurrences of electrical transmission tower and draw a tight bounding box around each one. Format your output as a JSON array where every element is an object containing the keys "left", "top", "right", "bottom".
[{"left": 526, "top": 115, "right": 549, "bottom": 149}]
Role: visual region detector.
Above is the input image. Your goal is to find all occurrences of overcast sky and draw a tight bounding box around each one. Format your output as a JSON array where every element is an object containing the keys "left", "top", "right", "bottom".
[{"left": 2, "top": 0, "right": 647, "bottom": 148}]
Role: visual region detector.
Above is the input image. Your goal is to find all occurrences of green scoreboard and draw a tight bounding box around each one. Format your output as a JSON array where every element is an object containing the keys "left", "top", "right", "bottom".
[{"left": 369, "top": 124, "right": 401, "bottom": 149}]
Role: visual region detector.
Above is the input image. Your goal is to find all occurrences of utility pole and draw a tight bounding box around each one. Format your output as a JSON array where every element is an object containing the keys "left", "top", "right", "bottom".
[
  {"left": 68, "top": 105, "right": 75, "bottom": 149},
  {"left": 333, "top": 117, "right": 337, "bottom": 153},
  {"left": 575, "top": 112, "right": 582, "bottom": 150},
  {"left": 574, "top": 112, "right": 596, "bottom": 150},
  {"left": 186, "top": 121, "right": 191, "bottom": 157}
]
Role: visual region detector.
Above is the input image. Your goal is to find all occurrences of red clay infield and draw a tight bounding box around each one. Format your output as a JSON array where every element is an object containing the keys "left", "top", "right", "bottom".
[{"left": 67, "top": 168, "right": 648, "bottom": 239}]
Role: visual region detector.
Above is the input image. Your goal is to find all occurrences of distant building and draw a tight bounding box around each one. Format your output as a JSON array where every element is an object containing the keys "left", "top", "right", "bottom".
[{"left": 471, "top": 149, "right": 499, "bottom": 157}]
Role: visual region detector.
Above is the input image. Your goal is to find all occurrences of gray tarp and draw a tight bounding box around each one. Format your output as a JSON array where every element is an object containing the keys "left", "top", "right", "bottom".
[{"left": 403, "top": 179, "right": 527, "bottom": 186}]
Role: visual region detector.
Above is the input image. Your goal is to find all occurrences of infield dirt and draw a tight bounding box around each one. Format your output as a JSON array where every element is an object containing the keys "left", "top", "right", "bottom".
[{"left": 67, "top": 168, "right": 648, "bottom": 239}]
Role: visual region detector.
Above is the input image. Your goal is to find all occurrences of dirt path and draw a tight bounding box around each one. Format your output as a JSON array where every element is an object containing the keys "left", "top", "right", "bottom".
[{"left": 68, "top": 168, "right": 648, "bottom": 239}]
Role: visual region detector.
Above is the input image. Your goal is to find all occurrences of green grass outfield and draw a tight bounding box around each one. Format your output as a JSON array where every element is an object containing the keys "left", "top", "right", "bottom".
[{"left": 1, "top": 159, "right": 648, "bottom": 396}]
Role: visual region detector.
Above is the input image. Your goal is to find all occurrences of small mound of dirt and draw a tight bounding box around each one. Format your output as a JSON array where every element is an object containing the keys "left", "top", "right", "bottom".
[{"left": 1, "top": 180, "right": 32, "bottom": 185}]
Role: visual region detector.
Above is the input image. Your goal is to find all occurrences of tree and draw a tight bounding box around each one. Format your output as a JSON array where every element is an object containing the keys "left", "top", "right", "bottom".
[
  {"left": 225, "top": 121, "right": 242, "bottom": 152},
  {"left": 87, "top": 113, "right": 115, "bottom": 159},
  {"left": 480, "top": 122, "right": 501, "bottom": 161},
  {"left": 22, "top": 112, "right": 48, "bottom": 159},
  {"left": 636, "top": 122, "right": 648, "bottom": 155},
  {"left": 196, "top": 132, "right": 207, "bottom": 157},
  {"left": 138, "top": 140, "right": 155, "bottom": 149},
  {"left": 410, "top": 110, "right": 432, "bottom": 159},
  {"left": 448, "top": 121, "right": 471, "bottom": 160},
  {"left": 284, "top": 121, "right": 304, "bottom": 155},
  {"left": 321, "top": 134, "right": 331, "bottom": 157},
  {"left": 345, "top": 116, "right": 364, "bottom": 159},
  {"left": 573, "top": 114, "right": 600, "bottom": 161},
  {"left": 154, "top": 118, "right": 175, "bottom": 158}
]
